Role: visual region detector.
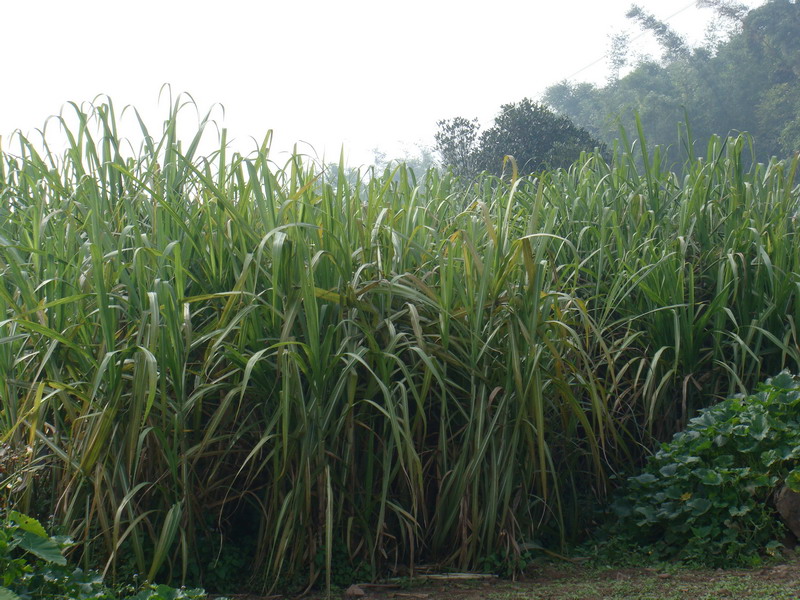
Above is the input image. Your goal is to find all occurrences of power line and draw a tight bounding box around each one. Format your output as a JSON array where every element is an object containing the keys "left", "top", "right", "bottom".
[{"left": 562, "top": 1, "right": 698, "bottom": 81}]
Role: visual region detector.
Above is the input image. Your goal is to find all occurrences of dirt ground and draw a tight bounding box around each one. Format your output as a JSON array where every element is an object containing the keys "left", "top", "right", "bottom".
[
  {"left": 251, "top": 553, "right": 800, "bottom": 600},
  {"left": 338, "top": 563, "right": 797, "bottom": 599}
]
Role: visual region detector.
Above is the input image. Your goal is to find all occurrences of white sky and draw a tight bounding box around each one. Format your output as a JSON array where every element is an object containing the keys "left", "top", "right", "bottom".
[{"left": 0, "top": 0, "right": 762, "bottom": 166}]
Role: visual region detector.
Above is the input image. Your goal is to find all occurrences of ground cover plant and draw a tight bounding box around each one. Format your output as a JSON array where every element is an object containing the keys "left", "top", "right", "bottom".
[
  {"left": 0, "top": 509, "right": 215, "bottom": 600},
  {"left": 606, "top": 371, "right": 800, "bottom": 566},
  {"left": 0, "top": 96, "right": 799, "bottom": 593}
]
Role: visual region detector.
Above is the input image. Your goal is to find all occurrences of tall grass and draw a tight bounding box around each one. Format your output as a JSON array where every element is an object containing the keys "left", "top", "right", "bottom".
[{"left": 0, "top": 97, "right": 798, "bottom": 591}]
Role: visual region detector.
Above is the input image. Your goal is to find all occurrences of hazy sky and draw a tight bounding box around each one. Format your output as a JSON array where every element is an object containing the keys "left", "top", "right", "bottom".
[{"left": 1, "top": 0, "right": 760, "bottom": 165}]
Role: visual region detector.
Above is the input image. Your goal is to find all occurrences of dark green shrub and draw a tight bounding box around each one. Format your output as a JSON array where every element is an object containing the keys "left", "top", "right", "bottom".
[
  {"left": 0, "top": 510, "right": 218, "bottom": 600},
  {"left": 609, "top": 371, "right": 800, "bottom": 566},
  {"left": 0, "top": 509, "right": 114, "bottom": 600}
]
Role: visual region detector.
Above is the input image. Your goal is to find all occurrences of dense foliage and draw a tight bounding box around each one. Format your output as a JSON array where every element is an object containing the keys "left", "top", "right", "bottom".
[
  {"left": 608, "top": 372, "right": 800, "bottom": 566},
  {"left": 435, "top": 99, "right": 605, "bottom": 178},
  {"left": 0, "top": 98, "right": 798, "bottom": 591},
  {"left": 0, "top": 510, "right": 213, "bottom": 600},
  {"left": 544, "top": 0, "right": 800, "bottom": 166}
]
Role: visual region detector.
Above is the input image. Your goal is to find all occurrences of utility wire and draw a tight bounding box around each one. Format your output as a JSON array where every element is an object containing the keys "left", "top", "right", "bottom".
[{"left": 562, "top": 1, "right": 698, "bottom": 81}]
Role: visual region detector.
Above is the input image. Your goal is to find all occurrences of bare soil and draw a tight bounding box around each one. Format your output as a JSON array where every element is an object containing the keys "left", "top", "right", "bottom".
[{"left": 259, "top": 554, "right": 800, "bottom": 600}]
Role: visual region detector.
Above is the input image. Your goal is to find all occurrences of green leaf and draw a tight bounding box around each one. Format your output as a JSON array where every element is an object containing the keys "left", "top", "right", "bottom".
[
  {"left": 728, "top": 504, "right": 751, "bottom": 517},
  {"left": 663, "top": 485, "right": 685, "bottom": 500},
  {"left": 776, "top": 445, "right": 798, "bottom": 460},
  {"left": 691, "top": 525, "right": 713, "bottom": 537},
  {"left": 749, "top": 413, "right": 769, "bottom": 441},
  {"left": 765, "top": 539, "right": 783, "bottom": 556},
  {"left": 713, "top": 454, "right": 734, "bottom": 467},
  {"left": 0, "top": 588, "right": 21, "bottom": 600},
  {"left": 8, "top": 511, "right": 48, "bottom": 538},
  {"left": 656, "top": 501, "right": 682, "bottom": 519},
  {"left": 634, "top": 505, "right": 657, "bottom": 524},
  {"left": 760, "top": 449, "right": 780, "bottom": 467},
  {"left": 611, "top": 498, "right": 633, "bottom": 517},
  {"left": 749, "top": 473, "right": 773, "bottom": 488},
  {"left": 632, "top": 472, "right": 658, "bottom": 485},
  {"left": 786, "top": 469, "right": 800, "bottom": 493},
  {"left": 696, "top": 468, "right": 724, "bottom": 486},
  {"left": 713, "top": 434, "right": 729, "bottom": 447},
  {"left": 769, "top": 372, "right": 795, "bottom": 391},
  {"left": 15, "top": 530, "right": 67, "bottom": 565},
  {"left": 156, "top": 584, "right": 179, "bottom": 599},
  {"left": 659, "top": 463, "right": 678, "bottom": 477},
  {"left": 687, "top": 497, "right": 712, "bottom": 516},
  {"left": 693, "top": 412, "right": 716, "bottom": 428}
]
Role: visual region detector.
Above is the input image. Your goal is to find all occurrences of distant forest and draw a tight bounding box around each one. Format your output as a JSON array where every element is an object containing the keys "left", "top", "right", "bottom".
[{"left": 543, "top": 0, "right": 799, "bottom": 165}]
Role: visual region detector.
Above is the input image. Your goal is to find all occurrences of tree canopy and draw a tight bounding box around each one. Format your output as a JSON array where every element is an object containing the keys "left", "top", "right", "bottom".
[
  {"left": 543, "top": 0, "right": 800, "bottom": 165},
  {"left": 435, "top": 99, "right": 605, "bottom": 179}
]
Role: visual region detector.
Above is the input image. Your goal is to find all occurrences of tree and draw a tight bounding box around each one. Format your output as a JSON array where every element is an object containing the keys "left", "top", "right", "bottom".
[
  {"left": 626, "top": 4, "right": 691, "bottom": 61},
  {"left": 434, "top": 116, "right": 480, "bottom": 179},
  {"left": 476, "top": 99, "right": 606, "bottom": 175},
  {"left": 756, "top": 82, "right": 800, "bottom": 156},
  {"left": 697, "top": 0, "right": 749, "bottom": 24},
  {"left": 543, "top": 0, "right": 800, "bottom": 164},
  {"left": 608, "top": 32, "right": 631, "bottom": 83},
  {"left": 743, "top": 0, "right": 800, "bottom": 79},
  {"left": 435, "top": 100, "right": 605, "bottom": 179},
  {"left": 369, "top": 144, "right": 440, "bottom": 178}
]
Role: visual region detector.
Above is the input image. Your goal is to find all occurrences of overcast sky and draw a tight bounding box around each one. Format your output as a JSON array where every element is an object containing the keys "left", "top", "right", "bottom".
[{"left": 1, "top": 0, "right": 761, "bottom": 166}]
